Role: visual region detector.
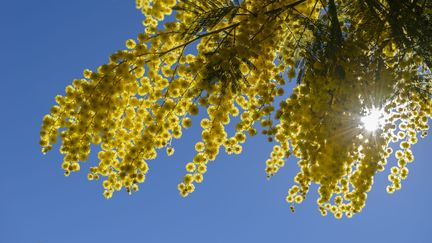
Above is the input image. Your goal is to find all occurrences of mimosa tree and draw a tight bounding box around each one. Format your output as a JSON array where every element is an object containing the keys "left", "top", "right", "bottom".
[{"left": 40, "top": 0, "right": 432, "bottom": 218}]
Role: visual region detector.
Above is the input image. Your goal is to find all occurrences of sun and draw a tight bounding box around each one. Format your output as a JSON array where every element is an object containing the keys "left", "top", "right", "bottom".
[{"left": 361, "top": 108, "right": 383, "bottom": 132}]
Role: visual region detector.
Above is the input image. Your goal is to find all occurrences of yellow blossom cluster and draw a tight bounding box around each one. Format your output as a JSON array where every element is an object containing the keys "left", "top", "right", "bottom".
[
  {"left": 40, "top": 0, "right": 431, "bottom": 217},
  {"left": 267, "top": 0, "right": 432, "bottom": 218},
  {"left": 272, "top": 46, "right": 431, "bottom": 217}
]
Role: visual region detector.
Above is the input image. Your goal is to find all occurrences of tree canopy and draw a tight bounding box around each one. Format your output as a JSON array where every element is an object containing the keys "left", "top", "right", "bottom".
[{"left": 39, "top": 0, "right": 432, "bottom": 218}]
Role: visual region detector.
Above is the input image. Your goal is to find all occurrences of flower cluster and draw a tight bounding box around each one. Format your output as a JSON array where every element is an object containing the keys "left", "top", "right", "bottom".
[{"left": 40, "top": 0, "right": 431, "bottom": 217}]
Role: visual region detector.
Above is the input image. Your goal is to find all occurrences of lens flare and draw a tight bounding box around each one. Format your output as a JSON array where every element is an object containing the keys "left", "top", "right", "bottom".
[{"left": 361, "top": 108, "right": 383, "bottom": 132}]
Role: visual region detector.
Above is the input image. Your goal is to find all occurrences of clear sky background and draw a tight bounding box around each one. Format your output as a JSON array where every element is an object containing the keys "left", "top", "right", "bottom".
[{"left": 0, "top": 1, "right": 431, "bottom": 243}]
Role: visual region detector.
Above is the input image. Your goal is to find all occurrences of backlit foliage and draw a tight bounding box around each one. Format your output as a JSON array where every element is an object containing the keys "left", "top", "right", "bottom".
[{"left": 40, "top": 0, "right": 432, "bottom": 218}]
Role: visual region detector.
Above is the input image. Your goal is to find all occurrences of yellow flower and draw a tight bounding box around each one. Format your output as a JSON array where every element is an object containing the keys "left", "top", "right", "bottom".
[{"left": 126, "top": 39, "right": 136, "bottom": 49}]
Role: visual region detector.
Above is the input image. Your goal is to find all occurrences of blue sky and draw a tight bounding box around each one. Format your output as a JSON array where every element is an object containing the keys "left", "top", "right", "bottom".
[{"left": 0, "top": 1, "right": 431, "bottom": 243}]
